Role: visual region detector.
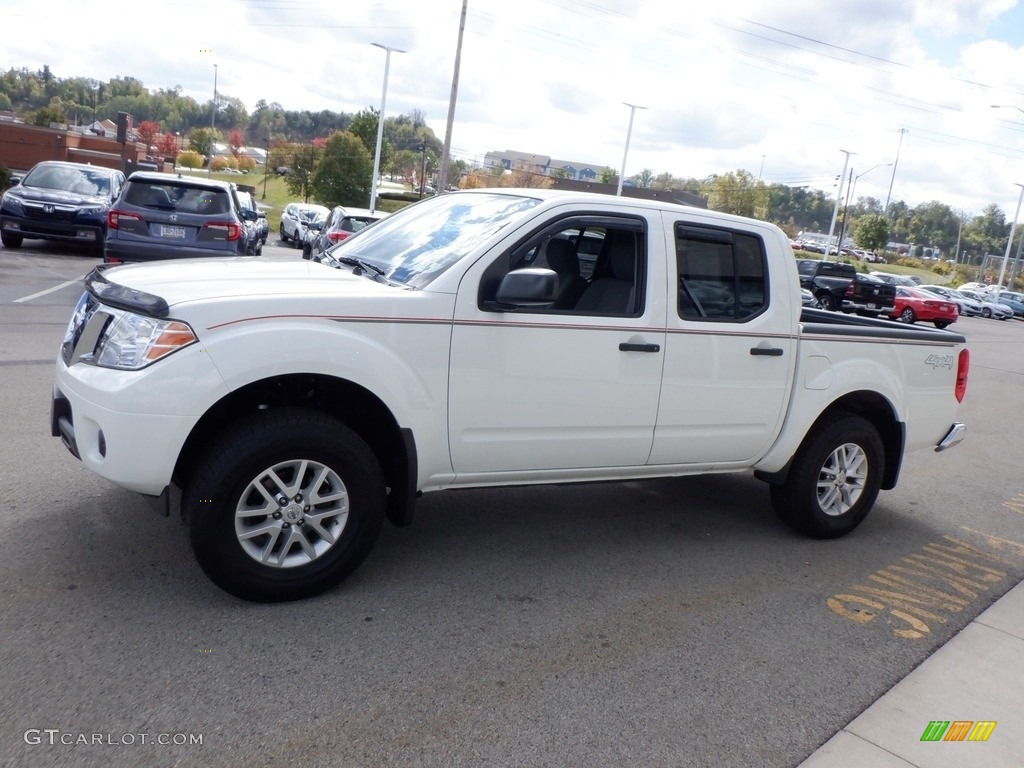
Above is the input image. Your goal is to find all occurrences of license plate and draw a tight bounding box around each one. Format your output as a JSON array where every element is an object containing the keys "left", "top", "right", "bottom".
[
  {"left": 867, "top": 303, "right": 877, "bottom": 309},
  {"left": 160, "top": 225, "right": 186, "bottom": 239}
]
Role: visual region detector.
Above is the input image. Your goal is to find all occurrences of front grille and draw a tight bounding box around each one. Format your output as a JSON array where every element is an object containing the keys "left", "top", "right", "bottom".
[{"left": 22, "top": 203, "right": 78, "bottom": 223}]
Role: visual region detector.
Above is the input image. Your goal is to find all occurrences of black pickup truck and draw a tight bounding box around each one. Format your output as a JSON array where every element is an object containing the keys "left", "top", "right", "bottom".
[{"left": 796, "top": 259, "right": 896, "bottom": 316}]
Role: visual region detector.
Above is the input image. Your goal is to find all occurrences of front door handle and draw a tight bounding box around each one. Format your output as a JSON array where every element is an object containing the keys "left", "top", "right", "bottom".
[
  {"left": 750, "top": 346, "right": 784, "bottom": 357},
  {"left": 619, "top": 342, "right": 661, "bottom": 353}
]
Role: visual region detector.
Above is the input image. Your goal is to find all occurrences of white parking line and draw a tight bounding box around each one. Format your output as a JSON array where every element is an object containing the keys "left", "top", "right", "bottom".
[{"left": 13, "top": 278, "right": 84, "bottom": 303}]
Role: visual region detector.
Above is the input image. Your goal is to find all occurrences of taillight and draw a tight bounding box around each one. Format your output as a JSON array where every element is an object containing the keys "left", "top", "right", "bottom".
[
  {"left": 955, "top": 349, "right": 969, "bottom": 403},
  {"left": 107, "top": 210, "right": 142, "bottom": 229},
  {"left": 203, "top": 222, "right": 241, "bottom": 241},
  {"left": 327, "top": 231, "right": 350, "bottom": 242}
]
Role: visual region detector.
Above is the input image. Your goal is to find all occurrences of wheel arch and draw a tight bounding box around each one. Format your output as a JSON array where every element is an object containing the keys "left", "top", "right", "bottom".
[
  {"left": 755, "top": 390, "right": 904, "bottom": 491},
  {"left": 173, "top": 373, "right": 417, "bottom": 527}
]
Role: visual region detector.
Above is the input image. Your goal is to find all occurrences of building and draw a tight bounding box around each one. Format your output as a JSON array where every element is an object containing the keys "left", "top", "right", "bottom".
[
  {"left": 479, "top": 148, "right": 706, "bottom": 207},
  {"left": 0, "top": 121, "right": 146, "bottom": 174}
]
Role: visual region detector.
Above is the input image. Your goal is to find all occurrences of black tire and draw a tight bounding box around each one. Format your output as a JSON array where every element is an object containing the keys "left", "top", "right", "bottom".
[
  {"left": 816, "top": 293, "right": 837, "bottom": 311},
  {"left": 279, "top": 224, "right": 288, "bottom": 243},
  {"left": 899, "top": 307, "right": 916, "bottom": 324},
  {"left": 934, "top": 321, "right": 950, "bottom": 329},
  {"left": 1, "top": 231, "right": 23, "bottom": 248},
  {"left": 982, "top": 307, "right": 992, "bottom": 318},
  {"left": 769, "top": 414, "right": 884, "bottom": 539},
  {"left": 183, "top": 408, "right": 386, "bottom": 602}
]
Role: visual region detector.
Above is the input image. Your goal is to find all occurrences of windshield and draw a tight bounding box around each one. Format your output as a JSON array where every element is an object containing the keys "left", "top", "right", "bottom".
[
  {"left": 329, "top": 192, "right": 542, "bottom": 288},
  {"left": 23, "top": 163, "right": 110, "bottom": 197}
]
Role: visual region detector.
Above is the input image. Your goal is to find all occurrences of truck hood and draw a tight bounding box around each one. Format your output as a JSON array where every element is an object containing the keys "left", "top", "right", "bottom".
[{"left": 98, "top": 257, "right": 399, "bottom": 308}]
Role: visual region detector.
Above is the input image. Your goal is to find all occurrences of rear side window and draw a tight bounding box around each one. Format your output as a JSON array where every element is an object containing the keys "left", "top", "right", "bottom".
[
  {"left": 124, "top": 182, "right": 232, "bottom": 215},
  {"left": 675, "top": 224, "right": 767, "bottom": 321}
]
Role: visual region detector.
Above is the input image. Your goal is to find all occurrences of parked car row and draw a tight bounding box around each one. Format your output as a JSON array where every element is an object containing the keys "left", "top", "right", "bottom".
[{"left": 0, "top": 160, "right": 269, "bottom": 263}]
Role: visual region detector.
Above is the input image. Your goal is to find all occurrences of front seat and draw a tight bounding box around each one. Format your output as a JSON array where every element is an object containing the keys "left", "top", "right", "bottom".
[
  {"left": 544, "top": 238, "right": 589, "bottom": 309},
  {"left": 573, "top": 231, "right": 637, "bottom": 314}
]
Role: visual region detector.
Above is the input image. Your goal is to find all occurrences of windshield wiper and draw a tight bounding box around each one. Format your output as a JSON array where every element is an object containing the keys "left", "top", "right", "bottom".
[{"left": 336, "top": 256, "right": 386, "bottom": 277}]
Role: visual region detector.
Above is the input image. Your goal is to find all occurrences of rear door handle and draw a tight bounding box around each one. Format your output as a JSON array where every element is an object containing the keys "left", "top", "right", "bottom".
[
  {"left": 619, "top": 342, "right": 661, "bottom": 353},
  {"left": 750, "top": 347, "right": 784, "bottom": 357}
]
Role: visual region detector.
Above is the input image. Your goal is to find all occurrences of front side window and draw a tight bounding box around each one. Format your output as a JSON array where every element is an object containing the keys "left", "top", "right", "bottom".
[
  {"left": 675, "top": 224, "right": 767, "bottom": 321},
  {"left": 479, "top": 215, "right": 646, "bottom": 316}
]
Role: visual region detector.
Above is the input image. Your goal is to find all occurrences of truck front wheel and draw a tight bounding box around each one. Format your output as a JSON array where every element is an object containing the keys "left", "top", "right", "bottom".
[
  {"left": 770, "top": 415, "right": 884, "bottom": 539},
  {"left": 183, "top": 408, "right": 386, "bottom": 601}
]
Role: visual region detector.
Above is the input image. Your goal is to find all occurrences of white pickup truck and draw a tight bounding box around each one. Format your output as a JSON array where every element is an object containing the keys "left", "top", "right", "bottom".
[{"left": 52, "top": 190, "right": 969, "bottom": 601}]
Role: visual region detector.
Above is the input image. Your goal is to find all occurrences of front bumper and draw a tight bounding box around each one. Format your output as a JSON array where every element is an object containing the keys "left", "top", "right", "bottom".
[
  {"left": 51, "top": 347, "right": 230, "bottom": 497},
  {"left": 1, "top": 213, "right": 103, "bottom": 243}
]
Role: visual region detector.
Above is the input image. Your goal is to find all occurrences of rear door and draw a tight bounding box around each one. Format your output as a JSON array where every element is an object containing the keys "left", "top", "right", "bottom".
[{"left": 650, "top": 217, "right": 797, "bottom": 465}]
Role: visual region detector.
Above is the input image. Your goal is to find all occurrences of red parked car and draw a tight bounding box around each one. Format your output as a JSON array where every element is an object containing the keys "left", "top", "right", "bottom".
[{"left": 889, "top": 286, "right": 958, "bottom": 329}]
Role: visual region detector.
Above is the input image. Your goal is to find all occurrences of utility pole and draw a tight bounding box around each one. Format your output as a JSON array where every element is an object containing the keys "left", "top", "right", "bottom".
[
  {"left": 884, "top": 128, "right": 907, "bottom": 215},
  {"left": 437, "top": 0, "right": 468, "bottom": 194}
]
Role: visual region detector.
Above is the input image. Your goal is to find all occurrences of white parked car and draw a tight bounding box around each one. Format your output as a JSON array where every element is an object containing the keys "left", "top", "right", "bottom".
[
  {"left": 279, "top": 202, "right": 329, "bottom": 245},
  {"left": 956, "top": 289, "right": 1014, "bottom": 319}
]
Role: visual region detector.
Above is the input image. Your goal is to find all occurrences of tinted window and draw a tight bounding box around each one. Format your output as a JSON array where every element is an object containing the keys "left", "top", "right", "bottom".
[{"left": 675, "top": 224, "right": 767, "bottom": 321}]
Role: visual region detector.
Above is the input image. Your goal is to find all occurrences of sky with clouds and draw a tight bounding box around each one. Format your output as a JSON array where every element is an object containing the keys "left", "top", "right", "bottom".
[{"left": 7, "top": 0, "right": 1024, "bottom": 218}]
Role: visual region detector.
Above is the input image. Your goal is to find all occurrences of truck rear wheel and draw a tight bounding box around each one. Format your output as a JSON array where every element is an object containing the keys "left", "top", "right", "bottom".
[
  {"left": 770, "top": 415, "right": 884, "bottom": 539},
  {"left": 183, "top": 408, "right": 386, "bottom": 602}
]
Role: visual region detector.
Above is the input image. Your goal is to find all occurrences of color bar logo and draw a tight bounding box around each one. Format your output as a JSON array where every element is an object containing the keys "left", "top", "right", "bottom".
[{"left": 920, "top": 720, "right": 997, "bottom": 742}]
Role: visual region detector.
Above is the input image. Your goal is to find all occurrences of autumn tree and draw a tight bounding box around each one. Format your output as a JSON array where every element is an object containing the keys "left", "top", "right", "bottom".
[
  {"left": 156, "top": 132, "right": 179, "bottom": 160},
  {"left": 136, "top": 120, "right": 160, "bottom": 150},
  {"left": 229, "top": 129, "right": 245, "bottom": 157}
]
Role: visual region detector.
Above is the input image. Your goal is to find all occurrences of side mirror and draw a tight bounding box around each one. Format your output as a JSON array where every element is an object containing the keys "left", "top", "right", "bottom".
[
  {"left": 310, "top": 221, "right": 323, "bottom": 231},
  {"left": 241, "top": 209, "right": 257, "bottom": 221},
  {"left": 494, "top": 268, "right": 559, "bottom": 309}
]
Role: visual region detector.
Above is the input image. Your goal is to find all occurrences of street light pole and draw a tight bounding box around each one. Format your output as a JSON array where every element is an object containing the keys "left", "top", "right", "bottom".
[
  {"left": 827, "top": 149, "right": 854, "bottom": 254},
  {"left": 208, "top": 63, "right": 217, "bottom": 178},
  {"left": 369, "top": 43, "right": 406, "bottom": 214},
  {"left": 616, "top": 102, "right": 646, "bottom": 196},
  {"left": 262, "top": 135, "right": 270, "bottom": 199},
  {"left": 996, "top": 182, "right": 1024, "bottom": 290}
]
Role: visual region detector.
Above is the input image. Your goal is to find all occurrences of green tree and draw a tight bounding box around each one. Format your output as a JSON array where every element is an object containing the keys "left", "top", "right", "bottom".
[
  {"left": 632, "top": 168, "right": 655, "bottom": 188},
  {"left": 310, "top": 131, "right": 372, "bottom": 207},
  {"left": 597, "top": 167, "right": 618, "bottom": 184},
  {"left": 348, "top": 108, "right": 391, "bottom": 171},
  {"left": 286, "top": 143, "right": 321, "bottom": 203},
  {"left": 31, "top": 98, "right": 66, "bottom": 126},
  {"left": 188, "top": 127, "right": 217, "bottom": 159},
  {"left": 704, "top": 170, "right": 768, "bottom": 219},
  {"left": 853, "top": 214, "right": 889, "bottom": 252}
]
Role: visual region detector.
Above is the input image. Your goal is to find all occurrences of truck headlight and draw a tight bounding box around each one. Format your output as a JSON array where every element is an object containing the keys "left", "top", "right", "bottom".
[{"left": 94, "top": 309, "right": 197, "bottom": 370}]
